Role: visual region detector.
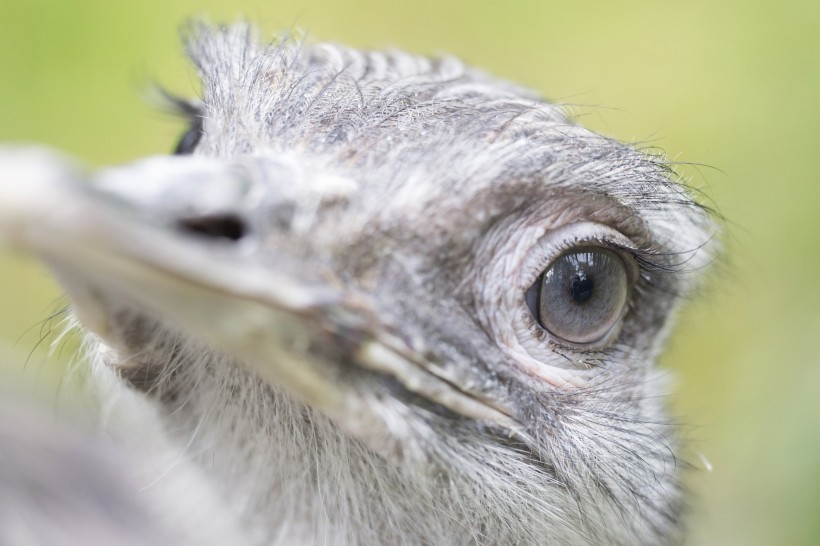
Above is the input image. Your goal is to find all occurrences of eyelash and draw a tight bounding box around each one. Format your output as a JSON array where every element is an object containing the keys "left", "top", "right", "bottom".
[
  {"left": 156, "top": 89, "right": 205, "bottom": 155},
  {"left": 533, "top": 232, "right": 693, "bottom": 291}
]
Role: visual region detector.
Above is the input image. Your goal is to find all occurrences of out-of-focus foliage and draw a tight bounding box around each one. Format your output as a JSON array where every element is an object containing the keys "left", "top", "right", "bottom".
[{"left": 1, "top": 1, "right": 818, "bottom": 544}]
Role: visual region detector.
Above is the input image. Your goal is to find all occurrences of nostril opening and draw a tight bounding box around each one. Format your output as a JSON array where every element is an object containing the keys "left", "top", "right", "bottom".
[{"left": 177, "top": 213, "right": 247, "bottom": 242}]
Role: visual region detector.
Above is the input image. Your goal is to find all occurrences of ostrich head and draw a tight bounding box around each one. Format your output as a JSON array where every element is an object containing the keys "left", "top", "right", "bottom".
[{"left": 0, "top": 23, "right": 715, "bottom": 545}]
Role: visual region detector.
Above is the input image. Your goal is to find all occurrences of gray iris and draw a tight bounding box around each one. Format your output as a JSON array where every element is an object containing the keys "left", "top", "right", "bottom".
[{"left": 536, "top": 248, "right": 628, "bottom": 344}]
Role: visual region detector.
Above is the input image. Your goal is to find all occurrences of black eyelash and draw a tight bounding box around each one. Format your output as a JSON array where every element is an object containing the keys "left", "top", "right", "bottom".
[
  {"left": 527, "top": 237, "right": 676, "bottom": 300},
  {"left": 601, "top": 238, "right": 717, "bottom": 303},
  {"left": 157, "top": 87, "right": 201, "bottom": 119},
  {"left": 154, "top": 87, "right": 205, "bottom": 155},
  {"left": 607, "top": 238, "right": 714, "bottom": 276}
]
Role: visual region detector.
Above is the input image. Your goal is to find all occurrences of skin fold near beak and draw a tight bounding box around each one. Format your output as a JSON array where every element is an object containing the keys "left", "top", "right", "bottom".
[{"left": 0, "top": 147, "right": 519, "bottom": 455}]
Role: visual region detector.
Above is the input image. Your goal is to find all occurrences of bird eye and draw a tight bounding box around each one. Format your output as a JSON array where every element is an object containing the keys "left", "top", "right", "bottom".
[
  {"left": 526, "top": 247, "right": 629, "bottom": 345},
  {"left": 173, "top": 117, "right": 203, "bottom": 155}
]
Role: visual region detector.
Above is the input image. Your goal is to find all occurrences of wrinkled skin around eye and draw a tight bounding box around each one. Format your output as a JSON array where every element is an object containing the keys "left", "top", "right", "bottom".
[{"left": 532, "top": 247, "right": 629, "bottom": 344}]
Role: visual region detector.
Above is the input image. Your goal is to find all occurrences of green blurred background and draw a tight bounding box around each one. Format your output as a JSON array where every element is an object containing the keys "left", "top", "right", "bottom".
[{"left": 1, "top": 1, "right": 818, "bottom": 544}]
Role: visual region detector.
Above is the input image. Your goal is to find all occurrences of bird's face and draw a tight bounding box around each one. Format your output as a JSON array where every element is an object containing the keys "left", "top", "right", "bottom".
[{"left": 0, "top": 24, "right": 716, "bottom": 544}]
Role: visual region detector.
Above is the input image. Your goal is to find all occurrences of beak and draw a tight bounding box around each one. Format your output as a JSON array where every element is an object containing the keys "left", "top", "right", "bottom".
[{"left": 0, "top": 147, "right": 520, "bottom": 454}]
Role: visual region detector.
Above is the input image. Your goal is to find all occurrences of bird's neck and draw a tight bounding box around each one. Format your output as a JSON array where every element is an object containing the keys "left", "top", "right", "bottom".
[{"left": 93, "top": 350, "right": 477, "bottom": 545}]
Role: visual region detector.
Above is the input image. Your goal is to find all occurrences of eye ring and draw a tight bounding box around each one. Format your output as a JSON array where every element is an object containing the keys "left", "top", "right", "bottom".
[{"left": 525, "top": 244, "right": 635, "bottom": 347}]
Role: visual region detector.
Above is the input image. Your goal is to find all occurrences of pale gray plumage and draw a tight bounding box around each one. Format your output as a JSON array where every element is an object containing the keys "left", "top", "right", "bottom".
[{"left": 0, "top": 23, "right": 716, "bottom": 546}]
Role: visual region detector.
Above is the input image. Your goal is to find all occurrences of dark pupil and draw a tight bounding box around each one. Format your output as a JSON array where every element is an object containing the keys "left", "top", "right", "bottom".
[{"left": 569, "top": 273, "right": 594, "bottom": 304}]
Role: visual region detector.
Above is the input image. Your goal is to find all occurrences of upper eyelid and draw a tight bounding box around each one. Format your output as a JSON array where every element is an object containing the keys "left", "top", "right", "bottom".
[
  {"left": 517, "top": 223, "right": 637, "bottom": 290},
  {"left": 519, "top": 191, "right": 716, "bottom": 289},
  {"left": 538, "top": 237, "right": 643, "bottom": 291}
]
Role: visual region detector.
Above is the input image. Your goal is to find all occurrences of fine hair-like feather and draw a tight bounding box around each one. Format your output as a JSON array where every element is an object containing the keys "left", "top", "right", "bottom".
[{"left": 0, "top": 22, "right": 717, "bottom": 546}]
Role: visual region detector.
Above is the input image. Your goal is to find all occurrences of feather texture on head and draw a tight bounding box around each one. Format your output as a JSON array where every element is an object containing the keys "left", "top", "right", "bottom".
[{"left": 0, "top": 22, "right": 717, "bottom": 546}]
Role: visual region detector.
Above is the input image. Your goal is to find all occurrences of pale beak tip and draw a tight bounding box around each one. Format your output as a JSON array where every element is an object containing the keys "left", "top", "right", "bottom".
[{"left": 0, "top": 146, "right": 87, "bottom": 249}]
